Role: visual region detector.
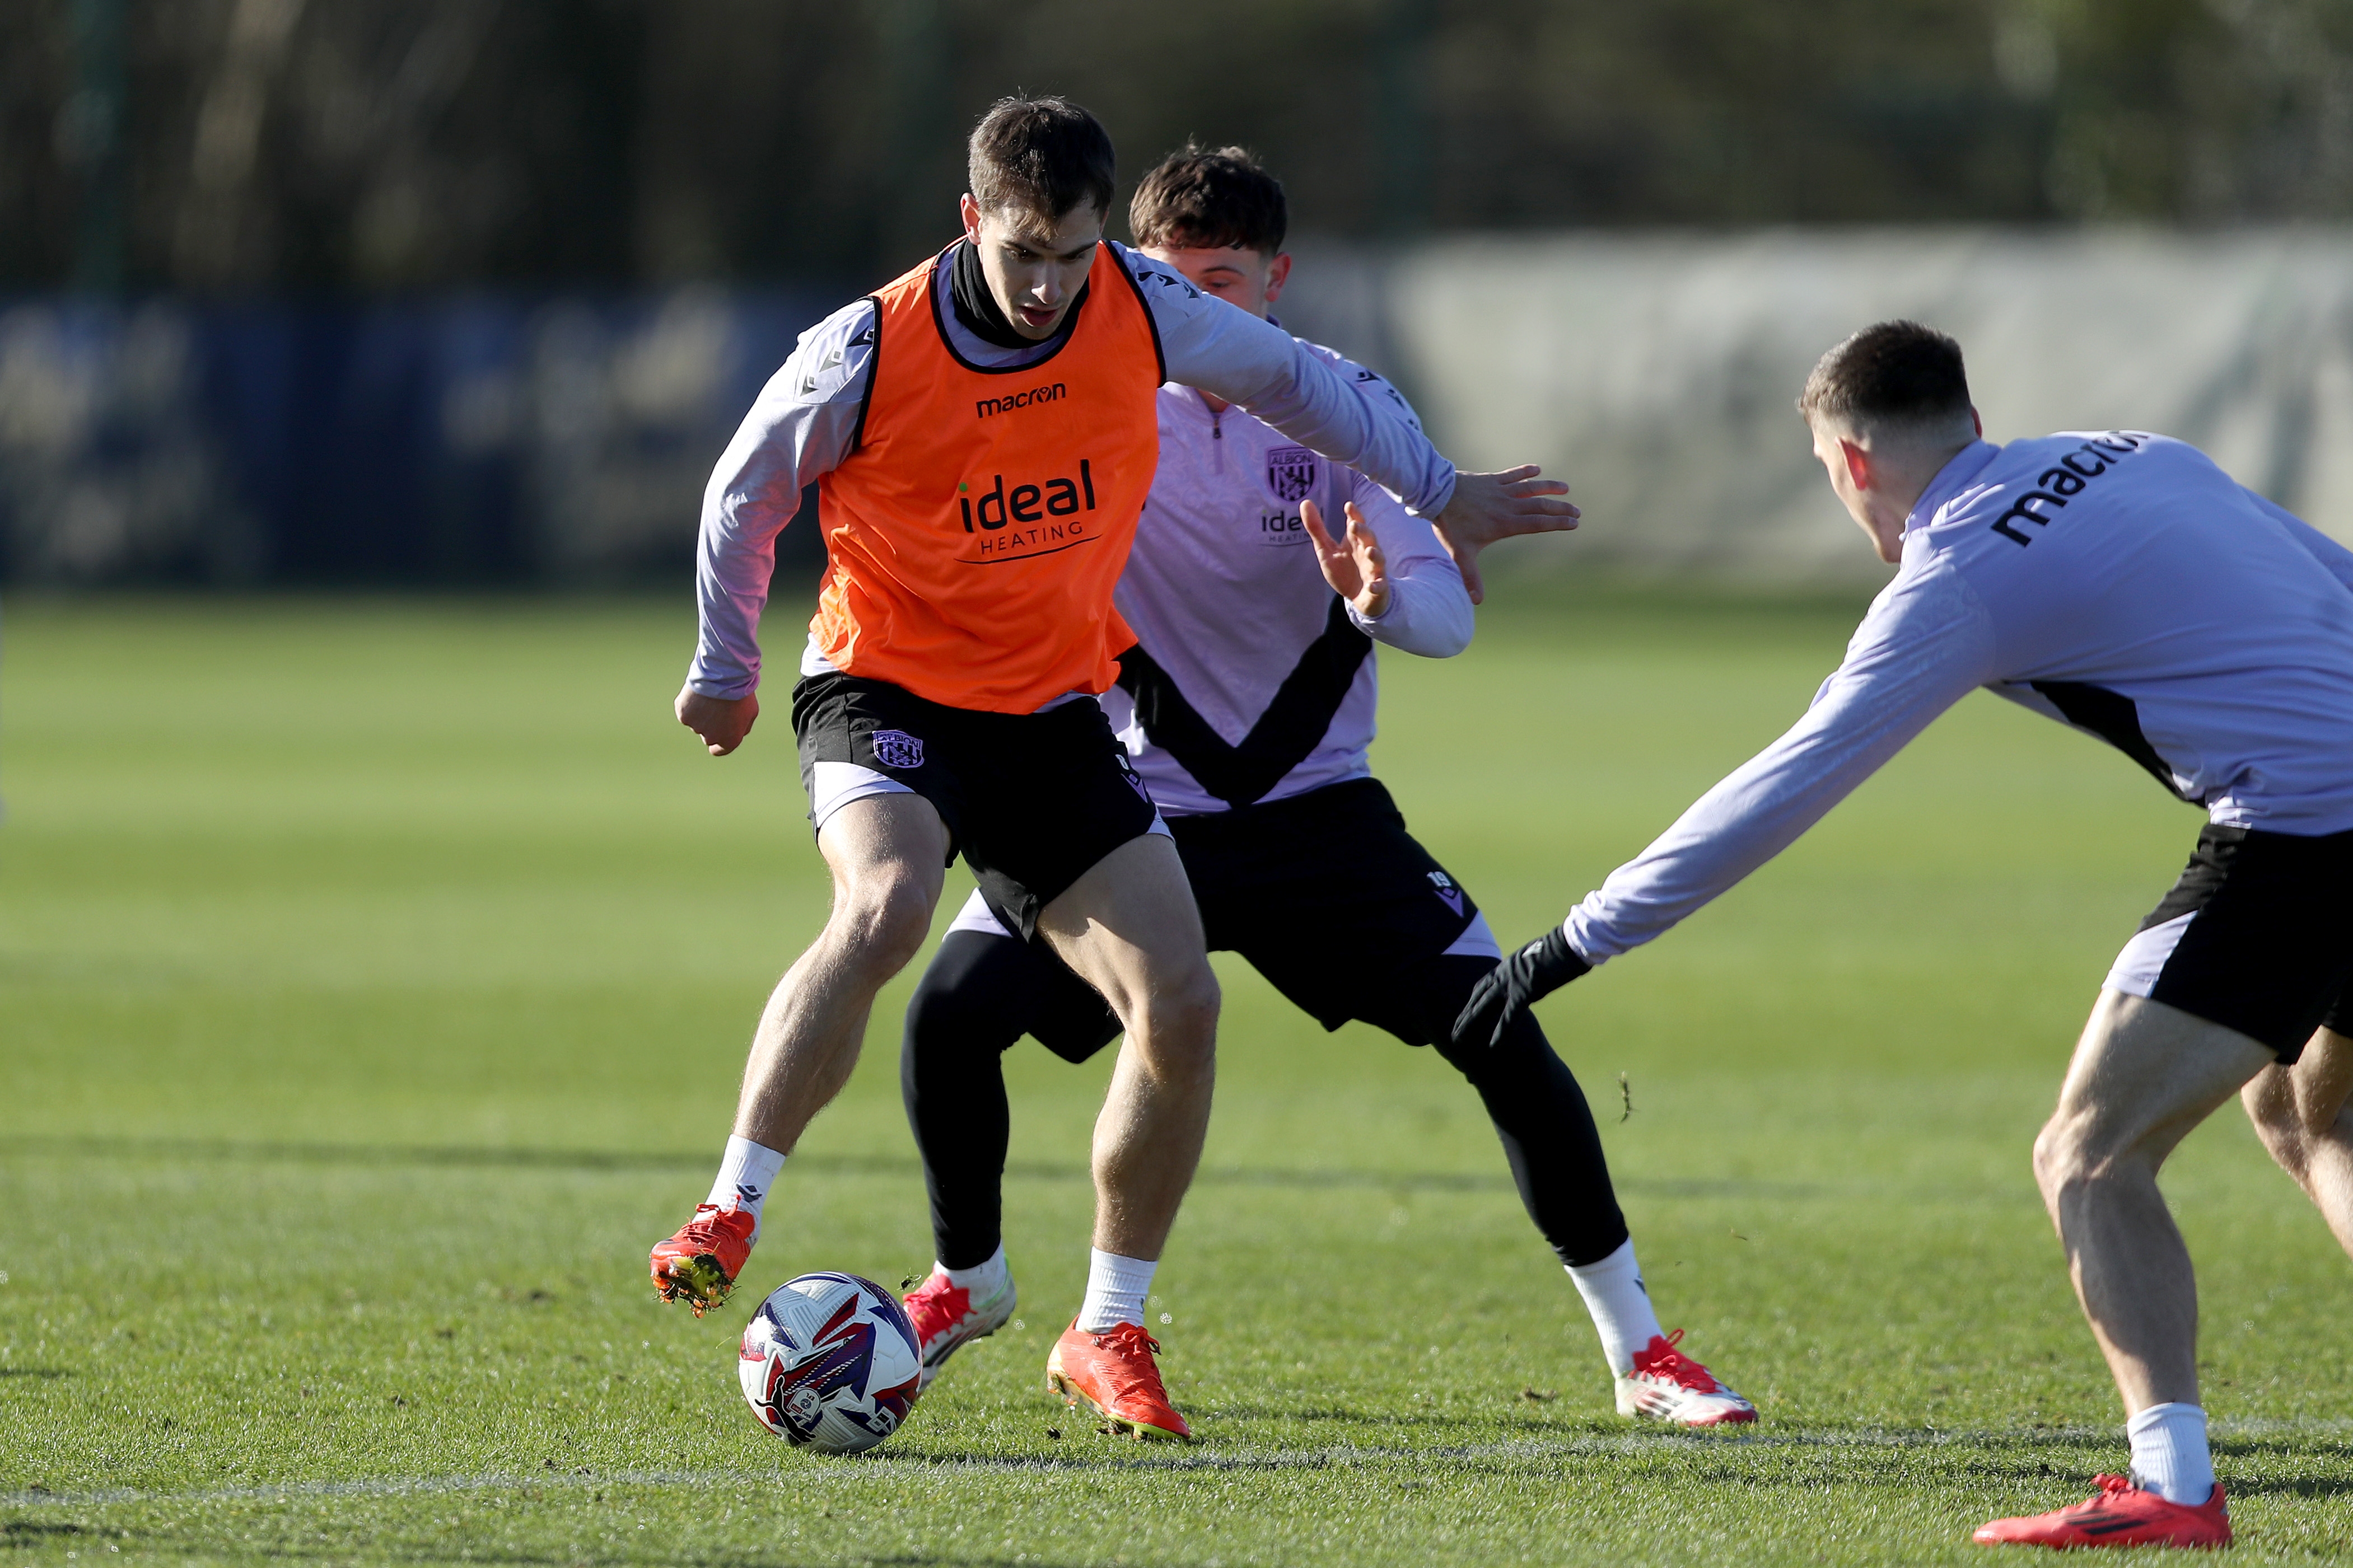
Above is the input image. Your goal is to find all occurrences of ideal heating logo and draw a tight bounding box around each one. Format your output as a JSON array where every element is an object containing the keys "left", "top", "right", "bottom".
[
  {"left": 974, "top": 382, "right": 1066, "bottom": 420},
  {"left": 958, "top": 460, "right": 1102, "bottom": 561},
  {"left": 959, "top": 461, "right": 1097, "bottom": 531}
]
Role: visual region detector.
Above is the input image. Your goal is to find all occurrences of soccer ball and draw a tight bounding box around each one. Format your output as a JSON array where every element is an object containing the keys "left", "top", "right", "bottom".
[{"left": 737, "top": 1271, "right": 923, "bottom": 1454}]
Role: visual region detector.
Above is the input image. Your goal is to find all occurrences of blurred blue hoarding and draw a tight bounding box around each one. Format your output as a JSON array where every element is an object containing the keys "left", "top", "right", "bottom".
[{"left": 0, "top": 289, "right": 839, "bottom": 586}]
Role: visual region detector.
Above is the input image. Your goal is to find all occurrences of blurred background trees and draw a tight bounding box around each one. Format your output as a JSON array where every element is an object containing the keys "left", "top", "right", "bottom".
[
  {"left": 7, "top": 0, "right": 2353, "bottom": 296},
  {"left": 4, "top": 0, "right": 2350, "bottom": 589}
]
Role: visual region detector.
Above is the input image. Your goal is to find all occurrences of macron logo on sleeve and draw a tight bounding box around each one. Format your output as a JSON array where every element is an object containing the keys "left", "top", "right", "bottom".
[
  {"left": 799, "top": 348, "right": 844, "bottom": 395},
  {"left": 1988, "top": 432, "right": 2150, "bottom": 547}
]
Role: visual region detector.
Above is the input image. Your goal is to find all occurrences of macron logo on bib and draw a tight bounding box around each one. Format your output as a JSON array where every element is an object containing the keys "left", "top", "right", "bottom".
[{"left": 974, "top": 382, "right": 1066, "bottom": 420}]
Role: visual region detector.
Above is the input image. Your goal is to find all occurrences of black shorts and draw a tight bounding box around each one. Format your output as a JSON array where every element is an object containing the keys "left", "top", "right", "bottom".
[
  {"left": 2105, "top": 822, "right": 2353, "bottom": 1060},
  {"left": 790, "top": 672, "right": 1160, "bottom": 936},
  {"left": 965, "top": 776, "right": 1495, "bottom": 1060}
]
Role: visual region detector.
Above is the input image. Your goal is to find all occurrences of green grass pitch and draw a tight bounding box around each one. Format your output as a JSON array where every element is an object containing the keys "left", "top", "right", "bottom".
[{"left": 4, "top": 592, "right": 2351, "bottom": 1565}]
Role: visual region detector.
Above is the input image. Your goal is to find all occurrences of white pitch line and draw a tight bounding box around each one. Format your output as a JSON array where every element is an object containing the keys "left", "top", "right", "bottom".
[
  {"left": 1, "top": 1468, "right": 704, "bottom": 1509},
  {"left": 8, "top": 1420, "right": 2350, "bottom": 1508}
]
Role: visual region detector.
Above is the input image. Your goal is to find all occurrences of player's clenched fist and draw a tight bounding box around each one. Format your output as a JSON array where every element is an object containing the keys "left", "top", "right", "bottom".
[
  {"left": 677, "top": 686, "right": 758, "bottom": 756},
  {"left": 1452, "top": 926, "right": 1590, "bottom": 1050}
]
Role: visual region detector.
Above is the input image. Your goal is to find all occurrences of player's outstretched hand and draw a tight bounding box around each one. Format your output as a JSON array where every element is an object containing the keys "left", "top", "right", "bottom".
[
  {"left": 1432, "top": 466, "right": 1579, "bottom": 605},
  {"left": 1302, "top": 498, "right": 1391, "bottom": 620},
  {"left": 678, "top": 685, "right": 758, "bottom": 756},
  {"left": 1451, "top": 927, "right": 1591, "bottom": 1050}
]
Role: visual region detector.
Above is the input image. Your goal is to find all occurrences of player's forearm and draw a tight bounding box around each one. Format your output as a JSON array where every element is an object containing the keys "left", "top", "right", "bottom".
[
  {"left": 1566, "top": 642, "right": 1986, "bottom": 962},
  {"left": 688, "top": 528, "right": 776, "bottom": 700},
  {"left": 1563, "top": 728, "right": 1883, "bottom": 964},
  {"left": 689, "top": 478, "right": 788, "bottom": 698},
  {"left": 1565, "top": 792, "right": 1826, "bottom": 965},
  {"left": 1352, "top": 559, "right": 1473, "bottom": 657},
  {"left": 686, "top": 458, "right": 806, "bottom": 699},
  {"left": 1249, "top": 352, "right": 1456, "bottom": 516},
  {"left": 1161, "top": 311, "right": 1455, "bottom": 515}
]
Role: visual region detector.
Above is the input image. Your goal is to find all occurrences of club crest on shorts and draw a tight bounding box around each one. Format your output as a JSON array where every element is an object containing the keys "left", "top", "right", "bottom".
[
  {"left": 870, "top": 729, "right": 925, "bottom": 770},
  {"left": 1267, "top": 446, "right": 1316, "bottom": 504}
]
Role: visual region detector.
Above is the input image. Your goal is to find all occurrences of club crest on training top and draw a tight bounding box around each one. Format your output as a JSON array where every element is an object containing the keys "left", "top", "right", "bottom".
[{"left": 1266, "top": 446, "right": 1316, "bottom": 503}]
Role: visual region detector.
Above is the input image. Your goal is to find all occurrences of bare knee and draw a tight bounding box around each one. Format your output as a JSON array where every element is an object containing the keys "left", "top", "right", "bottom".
[
  {"left": 2037, "top": 994, "right": 2273, "bottom": 1205},
  {"left": 2031, "top": 1116, "right": 2083, "bottom": 1201},
  {"left": 826, "top": 873, "right": 935, "bottom": 977},
  {"left": 1125, "top": 958, "right": 1220, "bottom": 1067},
  {"left": 2033, "top": 1110, "right": 2139, "bottom": 1205}
]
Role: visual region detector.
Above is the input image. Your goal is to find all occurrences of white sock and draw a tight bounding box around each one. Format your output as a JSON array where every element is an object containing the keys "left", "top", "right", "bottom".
[
  {"left": 1075, "top": 1248, "right": 1156, "bottom": 1331},
  {"left": 1566, "top": 1239, "right": 1666, "bottom": 1375},
  {"left": 939, "top": 1244, "right": 1010, "bottom": 1300},
  {"left": 703, "top": 1135, "right": 785, "bottom": 1242},
  {"left": 2127, "top": 1402, "right": 2215, "bottom": 1505}
]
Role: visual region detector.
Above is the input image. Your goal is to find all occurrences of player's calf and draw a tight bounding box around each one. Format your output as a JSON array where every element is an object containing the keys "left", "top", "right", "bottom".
[
  {"left": 652, "top": 802, "right": 951, "bottom": 1312},
  {"left": 1043, "top": 835, "right": 1221, "bottom": 1263},
  {"left": 2031, "top": 994, "right": 2271, "bottom": 1412},
  {"left": 2240, "top": 1027, "right": 2353, "bottom": 1186}
]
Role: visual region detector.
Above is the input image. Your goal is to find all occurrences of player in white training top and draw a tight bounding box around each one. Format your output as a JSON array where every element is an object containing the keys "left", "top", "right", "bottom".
[
  {"left": 894, "top": 147, "right": 1756, "bottom": 1440},
  {"left": 1460, "top": 320, "right": 2353, "bottom": 1550}
]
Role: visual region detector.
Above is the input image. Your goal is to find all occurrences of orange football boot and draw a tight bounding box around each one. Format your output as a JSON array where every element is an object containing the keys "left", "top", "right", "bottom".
[
  {"left": 648, "top": 1204, "right": 755, "bottom": 1315},
  {"left": 1046, "top": 1319, "right": 1192, "bottom": 1441},
  {"left": 1974, "top": 1475, "right": 2230, "bottom": 1550}
]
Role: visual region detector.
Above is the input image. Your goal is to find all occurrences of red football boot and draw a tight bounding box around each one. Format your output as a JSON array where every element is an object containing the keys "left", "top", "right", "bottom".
[
  {"left": 1046, "top": 1319, "right": 1192, "bottom": 1441},
  {"left": 903, "top": 1269, "right": 1016, "bottom": 1390},
  {"left": 1616, "top": 1330, "right": 1757, "bottom": 1426},
  {"left": 648, "top": 1204, "right": 755, "bottom": 1316},
  {"left": 1974, "top": 1475, "right": 2231, "bottom": 1550}
]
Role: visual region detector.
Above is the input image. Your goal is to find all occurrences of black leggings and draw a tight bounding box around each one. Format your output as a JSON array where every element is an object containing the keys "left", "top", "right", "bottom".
[{"left": 900, "top": 932, "right": 1630, "bottom": 1271}]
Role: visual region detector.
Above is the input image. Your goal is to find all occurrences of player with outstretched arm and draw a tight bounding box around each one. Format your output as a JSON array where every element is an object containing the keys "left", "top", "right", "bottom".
[
  {"left": 648, "top": 98, "right": 1575, "bottom": 1430},
  {"left": 891, "top": 146, "right": 1755, "bottom": 1441},
  {"left": 1459, "top": 319, "right": 2353, "bottom": 1550}
]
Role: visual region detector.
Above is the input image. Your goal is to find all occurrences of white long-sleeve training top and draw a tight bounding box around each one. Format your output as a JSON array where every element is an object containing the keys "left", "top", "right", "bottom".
[
  {"left": 1565, "top": 432, "right": 2353, "bottom": 966},
  {"left": 1103, "top": 344, "right": 1474, "bottom": 816},
  {"left": 685, "top": 241, "right": 1459, "bottom": 703}
]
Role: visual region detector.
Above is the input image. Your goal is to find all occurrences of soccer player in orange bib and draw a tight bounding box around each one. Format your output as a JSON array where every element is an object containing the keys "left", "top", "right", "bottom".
[{"left": 650, "top": 97, "right": 1575, "bottom": 1434}]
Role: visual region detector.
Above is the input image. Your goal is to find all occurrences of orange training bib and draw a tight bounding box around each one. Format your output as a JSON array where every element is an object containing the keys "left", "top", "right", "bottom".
[{"left": 810, "top": 244, "right": 1164, "bottom": 713}]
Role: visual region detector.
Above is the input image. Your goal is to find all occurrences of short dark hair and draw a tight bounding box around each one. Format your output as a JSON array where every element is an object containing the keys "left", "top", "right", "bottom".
[
  {"left": 1129, "top": 144, "right": 1287, "bottom": 255},
  {"left": 1799, "top": 320, "right": 1973, "bottom": 432},
  {"left": 968, "top": 97, "right": 1116, "bottom": 224}
]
